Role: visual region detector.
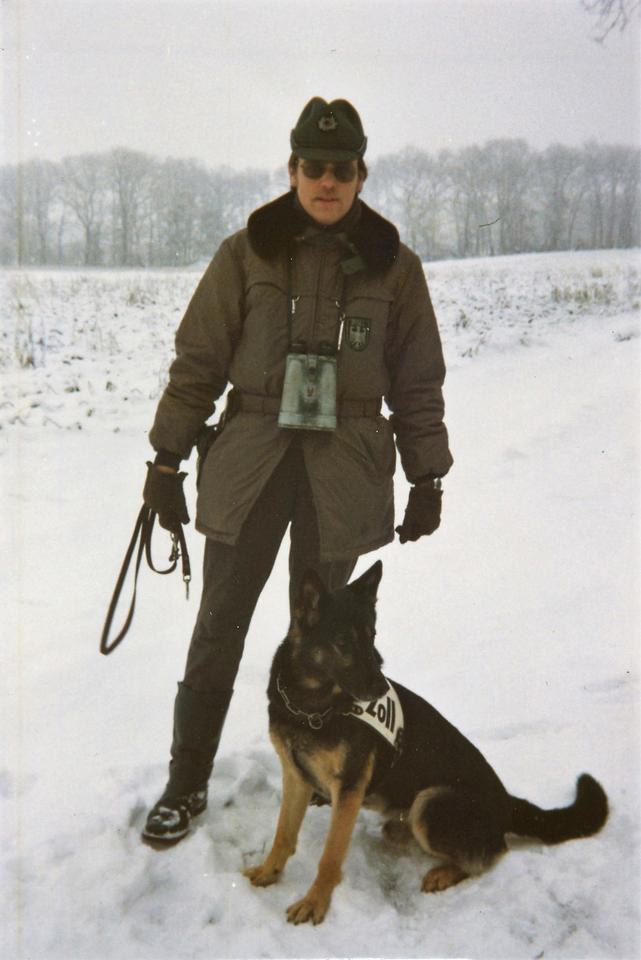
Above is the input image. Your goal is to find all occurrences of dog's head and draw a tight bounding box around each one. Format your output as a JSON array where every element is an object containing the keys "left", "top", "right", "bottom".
[{"left": 289, "top": 560, "right": 388, "bottom": 702}]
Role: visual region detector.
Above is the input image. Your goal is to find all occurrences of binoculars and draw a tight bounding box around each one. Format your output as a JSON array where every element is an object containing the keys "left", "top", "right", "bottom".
[{"left": 278, "top": 341, "right": 338, "bottom": 431}]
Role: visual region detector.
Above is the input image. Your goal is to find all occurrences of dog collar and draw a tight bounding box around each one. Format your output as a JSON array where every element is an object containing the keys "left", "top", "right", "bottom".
[
  {"left": 345, "top": 679, "right": 404, "bottom": 752},
  {"left": 276, "top": 674, "right": 334, "bottom": 730}
]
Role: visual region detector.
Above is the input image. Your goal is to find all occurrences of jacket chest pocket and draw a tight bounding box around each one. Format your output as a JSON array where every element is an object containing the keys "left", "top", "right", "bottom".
[
  {"left": 241, "top": 278, "right": 288, "bottom": 350},
  {"left": 228, "top": 277, "right": 290, "bottom": 393}
]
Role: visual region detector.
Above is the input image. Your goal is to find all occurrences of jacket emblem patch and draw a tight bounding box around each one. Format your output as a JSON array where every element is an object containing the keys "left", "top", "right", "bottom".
[{"left": 346, "top": 317, "right": 370, "bottom": 351}]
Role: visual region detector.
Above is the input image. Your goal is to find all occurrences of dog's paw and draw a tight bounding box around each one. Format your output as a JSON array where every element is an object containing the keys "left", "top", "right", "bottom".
[
  {"left": 286, "top": 891, "right": 330, "bottom": 925},
  {"left": 243, "top": 863, "right": 281, "bottom": 887},
  {"left": 421, "top": 864, "right": 468, "bottom": 893}
]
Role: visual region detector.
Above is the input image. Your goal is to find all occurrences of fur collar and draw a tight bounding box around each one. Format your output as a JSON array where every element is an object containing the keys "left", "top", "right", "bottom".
[{"left": 247, "top": 191, "right": 399, "bottom": 275}]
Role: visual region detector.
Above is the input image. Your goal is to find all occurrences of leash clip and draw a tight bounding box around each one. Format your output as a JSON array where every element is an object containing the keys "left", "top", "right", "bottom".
[
  {"left": 169, "top": 534, "right": 181, "bottom": 564},
  {"left": 170, "top": 532, "right": 191, "bottom": 600}
]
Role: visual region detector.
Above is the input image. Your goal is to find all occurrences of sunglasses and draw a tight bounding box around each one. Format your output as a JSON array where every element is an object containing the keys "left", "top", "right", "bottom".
[{"left": 299, "top": 160, "right": 358, "bottom": 183}]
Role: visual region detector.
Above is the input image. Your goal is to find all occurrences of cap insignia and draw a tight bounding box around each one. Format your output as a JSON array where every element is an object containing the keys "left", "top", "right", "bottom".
[{"left": 318, "top": 114, "right": 338, "bottom": 132}]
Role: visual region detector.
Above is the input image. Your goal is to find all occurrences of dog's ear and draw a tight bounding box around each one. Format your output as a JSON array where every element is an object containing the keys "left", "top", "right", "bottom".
[
  {"left": 348, "top": 559, "right": 382, "bottom": 603},
  {"left": 293, "top": 568, "right": 326, "bottom": 629}
]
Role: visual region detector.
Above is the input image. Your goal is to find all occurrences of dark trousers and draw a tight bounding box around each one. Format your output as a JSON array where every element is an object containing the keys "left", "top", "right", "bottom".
[{"left": 182, "top": 441, "right": 357, "bottom": 695}]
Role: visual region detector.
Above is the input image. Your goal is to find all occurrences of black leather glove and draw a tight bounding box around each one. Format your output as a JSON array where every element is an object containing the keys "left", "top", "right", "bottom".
[
  {"left": 143, "top": 462, "right": 190, "bottom": 532},
  {"left": 395, "top": 479, "right": 442, "bottom": 543}
]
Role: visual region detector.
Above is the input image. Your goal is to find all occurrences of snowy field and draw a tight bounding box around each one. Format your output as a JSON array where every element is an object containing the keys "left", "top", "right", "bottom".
[{"left": 1, "top": 249, "right": 640, "bottom": 959}]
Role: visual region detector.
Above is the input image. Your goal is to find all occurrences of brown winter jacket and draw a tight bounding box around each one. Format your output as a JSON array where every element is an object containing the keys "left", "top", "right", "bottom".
[{"left": 149, "top": 192, "right": 452, "bottom": 561}]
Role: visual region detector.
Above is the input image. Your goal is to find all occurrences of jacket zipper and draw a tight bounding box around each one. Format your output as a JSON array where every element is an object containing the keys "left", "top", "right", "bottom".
[{"left": 310, "top": 246, "right": 327, "bottom": 348}]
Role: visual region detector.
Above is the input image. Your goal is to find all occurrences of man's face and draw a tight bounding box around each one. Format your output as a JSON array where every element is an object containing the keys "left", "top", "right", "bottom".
[{"left": 289, "top": 158, "right": 363, "bottom": 226}]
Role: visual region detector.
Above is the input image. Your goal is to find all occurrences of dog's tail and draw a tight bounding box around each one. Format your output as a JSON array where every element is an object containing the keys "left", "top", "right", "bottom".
[{"left": 509, "top": 774, "right": 608, "bottom": 844}]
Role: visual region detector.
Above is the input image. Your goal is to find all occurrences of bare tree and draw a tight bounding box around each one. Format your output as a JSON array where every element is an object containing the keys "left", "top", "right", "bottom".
[
  {"left": 23, "top": 160, "right": 59, "bottom": 262},
  {"left": 616, "top": 146, "right": 641, "bottom": 246},
  {"left": 108, "top": 148, "right": 155, "bottom": 266},
  {"left": 0, "top": 160, "right": 61, "bottom": 264},
  {"left": 197, "top": 166, "right": 272, "bottom": 255},
  {"left": 581, "top": 142, "right": 641, "bottom": 248},
  {"left": 481, "top": 139, "right": 534, "bottom": 255},
  {"left": 225, "top": 168, "right": 273, "bottom": 231},
  {"left": 0, "top": 166, "right": 20, "bottom": 263},
  {"left": 149, "top": 158, "right": 206, "bottom": 265},
  {"left": 369, "top": 147, "right": 450, "bottom": 258},
  {"left": 536, "top": 145, "right": 586, "bottom": 250},
  {"left": 448, "top": 145, "right": 498, "bottom": 257},
  {"left": 583, "top": 0, "right": 640, "bottom": 41},
  {"left": 200, "top": 167, "right": 233, "bottom": 253},
  {"left": 62, "top": 153, "right": 108, "bottom": 265}
]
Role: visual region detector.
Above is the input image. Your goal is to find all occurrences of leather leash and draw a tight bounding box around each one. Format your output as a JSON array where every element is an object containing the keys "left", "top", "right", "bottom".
[{"left": 100, "top": 505, "right": 191, "bottom": 656}]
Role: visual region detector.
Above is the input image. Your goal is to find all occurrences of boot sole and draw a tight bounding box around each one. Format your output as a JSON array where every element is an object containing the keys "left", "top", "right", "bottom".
[
  {"left": 141, "top": 831, "right": 190, "bottom": 850},
  {"left": 141, "top": 832, "right": 186, "bottom": 850}
]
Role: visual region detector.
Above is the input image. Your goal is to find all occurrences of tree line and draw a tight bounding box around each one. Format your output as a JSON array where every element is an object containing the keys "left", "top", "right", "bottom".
[{"left": 1, "top": 139, "right": 638, "bottom": 267}]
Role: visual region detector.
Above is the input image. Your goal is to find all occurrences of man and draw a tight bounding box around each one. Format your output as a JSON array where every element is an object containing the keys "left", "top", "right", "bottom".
[{"left": 141, "top": 98, "right": 453, "bottom": 844}]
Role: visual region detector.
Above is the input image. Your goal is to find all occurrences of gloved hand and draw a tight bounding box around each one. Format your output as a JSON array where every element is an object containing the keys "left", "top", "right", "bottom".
[
  {"left": 143, "top": 462, "right": 190, "bottom": 532},
  {"left": 395, "top": 479, "right": 442, "bottom": 543}
]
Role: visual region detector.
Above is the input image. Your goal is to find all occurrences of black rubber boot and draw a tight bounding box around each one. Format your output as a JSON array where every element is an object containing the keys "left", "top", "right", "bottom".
[{"left": 142, "top": 682, "right": 232, "bottom": 847}]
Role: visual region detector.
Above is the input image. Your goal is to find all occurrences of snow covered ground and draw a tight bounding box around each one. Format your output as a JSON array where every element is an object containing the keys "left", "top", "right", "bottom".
[{"left": 1, "top": 250, "right": 640, "bottom": 959}]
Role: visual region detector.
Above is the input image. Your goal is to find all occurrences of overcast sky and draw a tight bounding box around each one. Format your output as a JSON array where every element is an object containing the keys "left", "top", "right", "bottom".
[{"left": 3, "top": 0, "right": 640, "bottom": 171}]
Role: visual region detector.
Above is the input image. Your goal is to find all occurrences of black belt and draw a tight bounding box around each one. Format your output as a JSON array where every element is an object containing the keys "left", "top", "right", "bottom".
[{"left": 232, "top": 391, "right": 382, "bottom": 419}]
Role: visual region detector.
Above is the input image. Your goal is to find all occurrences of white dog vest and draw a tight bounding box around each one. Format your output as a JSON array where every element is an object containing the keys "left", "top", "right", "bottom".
[{"left": 346, "top": 679, "right": 404, "bottom": 751}]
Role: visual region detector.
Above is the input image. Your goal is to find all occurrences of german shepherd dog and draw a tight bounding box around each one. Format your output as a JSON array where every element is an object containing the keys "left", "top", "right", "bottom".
[{"left": 244, "top": 561, "right": 608, "bottom": 925}]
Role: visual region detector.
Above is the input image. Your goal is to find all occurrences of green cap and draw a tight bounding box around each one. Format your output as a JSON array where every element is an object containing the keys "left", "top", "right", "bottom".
[{"left": 290, "top": 98, "right": 367, "bottom": 161}]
